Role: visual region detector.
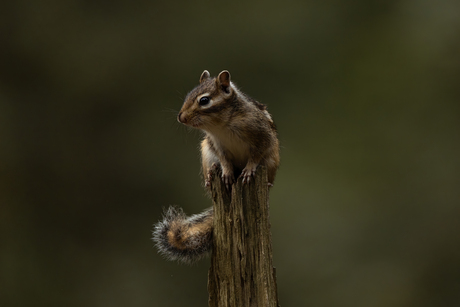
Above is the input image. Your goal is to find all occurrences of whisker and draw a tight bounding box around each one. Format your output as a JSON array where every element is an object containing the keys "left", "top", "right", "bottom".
[
  {"left": 162, "top": 108, "right": 179, "bottom": 113},
  {"left": 176, "top": 90, "right": 186, "bottom": 101}
]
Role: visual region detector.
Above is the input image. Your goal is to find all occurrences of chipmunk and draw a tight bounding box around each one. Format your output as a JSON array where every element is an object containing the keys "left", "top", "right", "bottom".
[{"left": 153, "top": 70, "right": 280, "bottom": 263}]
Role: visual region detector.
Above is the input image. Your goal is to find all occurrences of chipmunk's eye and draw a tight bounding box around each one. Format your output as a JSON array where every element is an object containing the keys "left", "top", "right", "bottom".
[{"left": 199, "top": 96, "right": 210, "bottom": 106}]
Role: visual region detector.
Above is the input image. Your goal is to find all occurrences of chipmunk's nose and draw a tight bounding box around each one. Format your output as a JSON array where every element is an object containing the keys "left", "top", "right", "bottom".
[{"left": 177, "top": 112, "right": 187, "bottom": 123}]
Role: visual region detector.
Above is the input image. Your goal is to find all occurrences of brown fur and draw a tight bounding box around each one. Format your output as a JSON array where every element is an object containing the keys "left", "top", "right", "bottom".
[
  {"left": 166, "top": 214, "right": 213, "bottom": 250},
  {"left": 178, "top": 70, "right": 280, "bottom": 186}
]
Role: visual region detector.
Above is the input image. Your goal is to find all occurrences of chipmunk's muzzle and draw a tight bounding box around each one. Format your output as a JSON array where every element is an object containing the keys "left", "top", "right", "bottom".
[{"left": 177, "top": 112, "right": 187, "bottom": 124}]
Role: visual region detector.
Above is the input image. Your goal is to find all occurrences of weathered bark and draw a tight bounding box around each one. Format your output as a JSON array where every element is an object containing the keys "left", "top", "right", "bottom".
[{"left": 208, "top": 166, "right": 280, "bottom": 307}]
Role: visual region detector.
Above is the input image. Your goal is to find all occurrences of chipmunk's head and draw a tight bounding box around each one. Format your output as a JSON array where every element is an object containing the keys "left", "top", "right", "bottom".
[{"left": 178, "top": 70, "right": 236, "bottom": 129}]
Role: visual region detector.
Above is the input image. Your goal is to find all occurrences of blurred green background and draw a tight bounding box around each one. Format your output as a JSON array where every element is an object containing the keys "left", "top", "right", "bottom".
[{"left": 1, "top": 1, "right": 459, "bottom": 306}]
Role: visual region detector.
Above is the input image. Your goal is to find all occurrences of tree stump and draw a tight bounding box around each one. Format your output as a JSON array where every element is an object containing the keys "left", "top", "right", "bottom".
[{"left": 207, "top": 166, "right": 280, "bottom": 307}]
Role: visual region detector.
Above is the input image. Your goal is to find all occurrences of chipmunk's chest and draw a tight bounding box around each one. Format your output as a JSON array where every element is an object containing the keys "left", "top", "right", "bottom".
[{"left": 208, "top": 129, "right": 250, "bottom": 168}]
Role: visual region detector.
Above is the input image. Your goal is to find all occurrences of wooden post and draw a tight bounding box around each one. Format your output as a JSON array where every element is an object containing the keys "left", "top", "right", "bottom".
[{"left": 207, "top": 166, "right": 280, "bottom": 307}]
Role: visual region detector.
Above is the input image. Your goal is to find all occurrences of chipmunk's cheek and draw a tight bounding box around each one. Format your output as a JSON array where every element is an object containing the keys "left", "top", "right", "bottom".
[{"left": 192, "top": 118, "right": 204, "bottom": 128}]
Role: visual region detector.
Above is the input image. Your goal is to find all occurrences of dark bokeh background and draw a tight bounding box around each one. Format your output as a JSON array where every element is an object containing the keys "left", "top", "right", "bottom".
[{"left": 1, "top": 1, "right": 460, "bottom": 306}]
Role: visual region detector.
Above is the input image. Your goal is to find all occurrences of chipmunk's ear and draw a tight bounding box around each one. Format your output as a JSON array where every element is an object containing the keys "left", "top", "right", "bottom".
[
  {"left": 200, "top": 70, "right": 210, "bottom": 83},
  {"left": 217, "top": 70, "right": 231, "bottom": 94}
]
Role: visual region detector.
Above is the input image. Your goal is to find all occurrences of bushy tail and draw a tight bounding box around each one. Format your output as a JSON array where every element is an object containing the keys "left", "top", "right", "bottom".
[{"left": 152, "top": 206, "right": 213, "bottom": 264}]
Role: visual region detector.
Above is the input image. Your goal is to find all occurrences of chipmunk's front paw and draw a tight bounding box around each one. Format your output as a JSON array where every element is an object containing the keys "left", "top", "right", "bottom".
[
  {"left": 241, "top": 165, "right": 257, "bottom": 184},
  {"left": 205, "top": 163, "right": 219, "bottom": 187},
  {"left": 221, "top": 170, "right": 235, "bottom": 190}
]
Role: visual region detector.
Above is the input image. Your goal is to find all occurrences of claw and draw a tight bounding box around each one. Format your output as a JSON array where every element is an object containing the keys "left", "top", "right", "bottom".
[
  {"left": 222, "top": 171, "right": 235, "bottom": 191},
  {"left": 205, "top": 163, "right": 219, "bottom": 187},
  {"left": 240, "top": 167, "right": 257, "bottom": 184}
]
